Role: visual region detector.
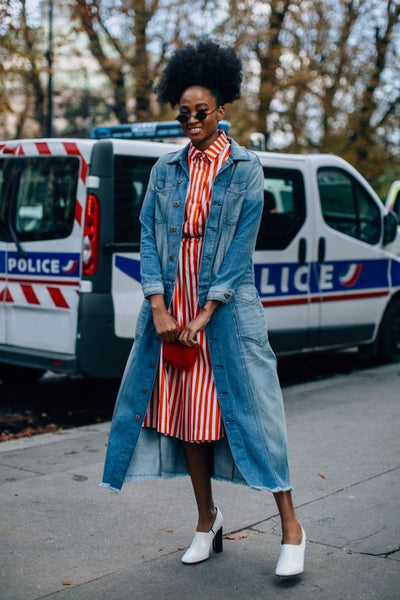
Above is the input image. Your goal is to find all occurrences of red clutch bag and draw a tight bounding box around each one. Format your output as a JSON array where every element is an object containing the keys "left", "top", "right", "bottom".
[{"left": 163, "top": 341, "right": 199, "bottom": 371}]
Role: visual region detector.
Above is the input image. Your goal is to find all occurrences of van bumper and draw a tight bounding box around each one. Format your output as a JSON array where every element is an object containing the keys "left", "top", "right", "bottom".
[{"left": 0, "top": 344, "right": 78, "bottom": 374}]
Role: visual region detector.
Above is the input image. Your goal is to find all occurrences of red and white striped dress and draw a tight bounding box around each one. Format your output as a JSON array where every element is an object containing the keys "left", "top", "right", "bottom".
[{"left": 143, "top": 132, "right": 231, "bottom": 442}]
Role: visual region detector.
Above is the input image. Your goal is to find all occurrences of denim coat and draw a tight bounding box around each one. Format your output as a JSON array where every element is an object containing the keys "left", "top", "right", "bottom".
[{"left": 101, "top": 139, "right": 291, "bottom": 493}]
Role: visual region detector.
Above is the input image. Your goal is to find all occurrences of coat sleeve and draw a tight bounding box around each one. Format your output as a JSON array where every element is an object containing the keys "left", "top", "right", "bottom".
[
  {"left": 206, "top": 156, "right": 264, "bottom": 303},
  {"left": 139, "top": 163, "right": 165, "bottom": 298}
]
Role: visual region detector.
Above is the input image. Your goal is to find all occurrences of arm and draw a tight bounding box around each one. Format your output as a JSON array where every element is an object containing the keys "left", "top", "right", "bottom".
[
  {"left": 139, "top": 163, "right": 165, "bottom": 298},
  {"left": 206, "top": 157, "right": 264, "bottom": 303},
  {"left": 140, "top": 164, "right": 180, "bottom": 343}
]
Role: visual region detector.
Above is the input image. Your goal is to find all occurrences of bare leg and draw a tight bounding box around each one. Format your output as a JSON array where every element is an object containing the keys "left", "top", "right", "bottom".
[
  {"left": 273, "top": 491, "right": 302, "bottom": 544},
  {"left": 183, "top": 442, "right": 217, "bottom": 532}
]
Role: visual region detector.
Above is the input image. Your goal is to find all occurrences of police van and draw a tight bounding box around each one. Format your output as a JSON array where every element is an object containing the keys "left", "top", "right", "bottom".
[{"left": 0, "top": 122, "right": 399, "bottom": 383}]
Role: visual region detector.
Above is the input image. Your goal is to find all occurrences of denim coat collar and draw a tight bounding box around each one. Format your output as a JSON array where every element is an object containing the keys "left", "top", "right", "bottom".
[{"left": 166, "top": 137, "right": 250, "bottom": 165}]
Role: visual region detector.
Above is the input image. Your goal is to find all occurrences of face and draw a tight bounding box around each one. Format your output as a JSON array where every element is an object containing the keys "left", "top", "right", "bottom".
[{"left": 177, "top": 86, "right": 225, "bottom": 150}]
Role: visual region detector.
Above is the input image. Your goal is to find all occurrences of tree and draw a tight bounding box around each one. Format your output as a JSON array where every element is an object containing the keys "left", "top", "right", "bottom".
[{"left": 0, "top": 0, "right": 47, "bottom": 138}]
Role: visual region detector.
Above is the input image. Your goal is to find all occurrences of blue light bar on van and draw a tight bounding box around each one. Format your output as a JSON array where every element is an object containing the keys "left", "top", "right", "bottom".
[{"left": 90, "top": 120, "right": 231, "bottom": 140}]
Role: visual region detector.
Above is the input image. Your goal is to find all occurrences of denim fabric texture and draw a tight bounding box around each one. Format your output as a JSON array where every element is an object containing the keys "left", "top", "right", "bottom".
[{"left": 101, "top": 138, "right": 292, "bottom": 492}]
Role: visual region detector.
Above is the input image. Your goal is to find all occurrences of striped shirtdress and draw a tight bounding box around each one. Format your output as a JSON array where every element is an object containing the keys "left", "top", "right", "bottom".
[{"left": 143, "top": 131, "right": 231, "bottom": 442}]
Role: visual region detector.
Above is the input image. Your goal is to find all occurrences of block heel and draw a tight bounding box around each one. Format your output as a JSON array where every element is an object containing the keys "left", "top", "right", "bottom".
[{"left": 213, "top": 526, "right": 223, "bottom": 553}]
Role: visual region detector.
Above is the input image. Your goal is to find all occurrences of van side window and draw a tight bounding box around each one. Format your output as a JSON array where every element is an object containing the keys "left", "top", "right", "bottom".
[
  {"left": 114, "top": 156, "right": 156, "bottom": 245},
  {"left": 318, "top": 167, "right": 381, "bottom": 245},
  {"left": 8, "top": 157, "right": 79, "bottom": 241},
  {"left": 256, "top": 167, "right": 306, "bottom": 250}
]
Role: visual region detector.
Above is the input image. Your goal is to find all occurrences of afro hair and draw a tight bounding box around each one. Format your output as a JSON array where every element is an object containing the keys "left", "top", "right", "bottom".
[{"left": 156, "top": 40, "right": 242, "bottom": 107}]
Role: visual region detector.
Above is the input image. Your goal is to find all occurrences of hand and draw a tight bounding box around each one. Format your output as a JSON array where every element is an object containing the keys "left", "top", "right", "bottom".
[
  {"left": 178, "top": 300, "right": 220, "bottom": 346},
  {"left": 149, "top": 294, "right": 181, "bottom": 343}
]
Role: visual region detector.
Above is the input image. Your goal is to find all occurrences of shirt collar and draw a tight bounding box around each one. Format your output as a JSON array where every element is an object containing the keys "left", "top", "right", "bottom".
[{"left": 188, "top": 130, "right": 230, "bottom": 163}]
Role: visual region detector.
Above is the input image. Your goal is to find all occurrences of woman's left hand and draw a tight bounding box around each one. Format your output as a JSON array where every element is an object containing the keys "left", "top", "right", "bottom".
[{"left": 178, "top": 300, "right": 221, "bottom": 347}]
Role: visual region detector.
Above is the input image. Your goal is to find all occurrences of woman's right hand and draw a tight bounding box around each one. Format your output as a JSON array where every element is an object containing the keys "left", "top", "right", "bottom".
[{"left": 149, "top": 294, "right": 181, "bottom": 343}]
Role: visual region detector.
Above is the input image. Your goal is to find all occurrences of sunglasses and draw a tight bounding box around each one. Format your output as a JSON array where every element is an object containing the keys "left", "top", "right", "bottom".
[{"left": 175, "top": 107, "right": 219, "bottom": 123}]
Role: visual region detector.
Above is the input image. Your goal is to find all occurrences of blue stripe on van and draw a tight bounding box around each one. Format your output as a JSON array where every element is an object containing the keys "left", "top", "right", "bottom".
[
  {"left": 112, "top": 255, "right": 397, "bottom": 301},
  {"left": 254, "top": 258, "right": 390, "bottom": 298},
  {"left": 115, "top": 255, "right": 141, "bottom": 282},
  {"left": 391, "top": 259, "right": 400, "bottom": 287}
]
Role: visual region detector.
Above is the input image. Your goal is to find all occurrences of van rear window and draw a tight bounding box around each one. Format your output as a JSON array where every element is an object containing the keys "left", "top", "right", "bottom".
[
  {"left": 114, "top": 155, "right": 156, "bottom": 245},
  {"left": 1, "top": 156, "right": 79, "bottom": 242}
]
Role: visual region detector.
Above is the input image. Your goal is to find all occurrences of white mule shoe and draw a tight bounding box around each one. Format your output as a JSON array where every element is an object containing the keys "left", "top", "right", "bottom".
[
  {"left": 275, "top": 526, "right": 306, "bottom": 576},
  {"left": 181, "top": 507, "right": 223, "bottom": 564}
]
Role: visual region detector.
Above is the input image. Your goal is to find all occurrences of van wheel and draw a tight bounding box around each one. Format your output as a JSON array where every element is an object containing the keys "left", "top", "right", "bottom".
[
  {"left": 376, "top": 298, "right": 400, "bottom": 363},
  {"left": 0, "top": 364, "right": 45, "bottom": 385}
]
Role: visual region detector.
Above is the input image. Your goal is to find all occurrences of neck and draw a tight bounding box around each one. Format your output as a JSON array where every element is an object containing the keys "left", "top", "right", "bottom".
[{"left": 193, "top": 130, "right": 220, "bottom": 151}]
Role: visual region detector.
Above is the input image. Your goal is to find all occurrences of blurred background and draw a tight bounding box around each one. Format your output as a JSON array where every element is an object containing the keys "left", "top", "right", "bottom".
[{"left": 1, "top": 0, "right": 399, "bottom": 195}]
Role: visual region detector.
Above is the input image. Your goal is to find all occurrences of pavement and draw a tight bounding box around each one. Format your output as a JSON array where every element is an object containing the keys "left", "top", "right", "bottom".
[{"left": 0, "top": 362, "right": 399, "bottom": 600}]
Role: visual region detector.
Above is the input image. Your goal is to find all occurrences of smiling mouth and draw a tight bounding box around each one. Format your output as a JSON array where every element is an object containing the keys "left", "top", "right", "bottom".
[{"left": 187, "top": 126, "right": 202, "bottom": 134}]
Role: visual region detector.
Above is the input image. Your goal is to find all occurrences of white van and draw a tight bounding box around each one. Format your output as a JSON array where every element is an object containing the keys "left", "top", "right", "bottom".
[{"left": 0, "top": 124, "right": 399, "bottom": 382}]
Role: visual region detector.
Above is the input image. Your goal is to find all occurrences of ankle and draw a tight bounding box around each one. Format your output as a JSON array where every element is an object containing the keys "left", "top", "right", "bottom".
[
  {"left": 196, "top": 506, "right": 217, "bottom": 532},
  {"left": 281, "top": 519, "right": 302, "bottom": 545}
]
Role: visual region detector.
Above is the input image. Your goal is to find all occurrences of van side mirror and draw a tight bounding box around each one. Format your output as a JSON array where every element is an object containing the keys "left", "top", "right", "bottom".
[{"left": 383, "top": 211, "right": 398, "bottom": 245}]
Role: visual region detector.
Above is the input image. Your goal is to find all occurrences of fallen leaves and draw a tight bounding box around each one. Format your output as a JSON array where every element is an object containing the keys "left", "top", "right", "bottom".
[
  {"left": 225, "top": 534, "right": 248, "bottom": 540},
  {"left": 0, "top": 424, "right": 60, "bottom": 442}
]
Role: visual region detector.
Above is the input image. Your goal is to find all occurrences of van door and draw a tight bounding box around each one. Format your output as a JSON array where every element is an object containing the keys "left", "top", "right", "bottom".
[
  {"left": 315, "top": 163, "right": 389, "bottom": 347},
  {"left": 111, "top": 153, "right": 157, "bottom": 340},
  {"left": 254, "top": 163, "right": 315, "bottom": 353},
  {"left": 2, "top": 146, "right": 85, "bottom": 356}
]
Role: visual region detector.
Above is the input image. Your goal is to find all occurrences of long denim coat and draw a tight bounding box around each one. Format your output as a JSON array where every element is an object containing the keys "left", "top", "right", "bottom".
[{"left": 101, "top": 139, "right": 291, "bottom": 493}]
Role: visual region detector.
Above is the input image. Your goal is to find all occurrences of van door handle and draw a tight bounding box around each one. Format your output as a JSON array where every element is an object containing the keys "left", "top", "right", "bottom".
[
  {"left": 318, "top": 237, "right": 326, "bottom": 263},
  {"left": 298, "top": 238, "right": 306, "bottom": 265}
]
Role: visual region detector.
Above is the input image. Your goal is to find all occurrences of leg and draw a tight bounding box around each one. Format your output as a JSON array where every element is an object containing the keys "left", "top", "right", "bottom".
[
  {"left": 273, "top": 491, "right": 302, "bottom": 544},
  {"left": 183, "top": 441, "right": 216, "bottom": 531}
]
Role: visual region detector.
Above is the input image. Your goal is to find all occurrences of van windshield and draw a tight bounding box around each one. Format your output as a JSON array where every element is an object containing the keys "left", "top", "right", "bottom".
[{"left": 1, "top": 156, "right": 79, "bottom": 242}]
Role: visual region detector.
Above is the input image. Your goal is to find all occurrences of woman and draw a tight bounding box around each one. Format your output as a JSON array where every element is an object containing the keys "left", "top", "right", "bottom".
[{"left": 101, "top": 40, "right": 305, "bottom": 576}]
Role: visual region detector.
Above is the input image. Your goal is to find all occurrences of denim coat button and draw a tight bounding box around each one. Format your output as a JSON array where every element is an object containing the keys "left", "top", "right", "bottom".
[
  {"left": 173, "top": 201, "right": 179, "bottom": 207},
  {"left": 142, "top": 387, "right": 148, "bottom": 393},
  {"left": 168, "top": 255, "right": 174, "bottom": 261},
  {"left": 149, "top": 362, "right": 154, "bottom": 368},
  {"left": 170, "top": 226, "right": 177, "bottom": 232},
  {"left": 135, "top": 414, "right": 141, "bottom": 421}
]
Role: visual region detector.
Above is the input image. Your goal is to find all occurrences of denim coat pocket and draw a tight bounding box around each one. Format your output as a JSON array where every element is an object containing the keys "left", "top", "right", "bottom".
[
  {"left": 154, "top": 180, "right": 175, "bottom": 223},
  {"left": 233, "top": 285, "right": 269, "bottom": 347}
]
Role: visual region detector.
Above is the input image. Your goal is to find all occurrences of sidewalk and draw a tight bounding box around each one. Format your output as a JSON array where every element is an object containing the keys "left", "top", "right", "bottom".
[{"left": 1, "top": 363, "right": 399, "bottom": 600}]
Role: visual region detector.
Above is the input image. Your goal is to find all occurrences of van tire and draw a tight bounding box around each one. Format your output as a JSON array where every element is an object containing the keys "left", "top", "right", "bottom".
[
  {"left": 0, "top": 364, "right": 45, "bottom": 385},
  {"left": 376, "top": 297, "right": 400, "bottom": 363}
]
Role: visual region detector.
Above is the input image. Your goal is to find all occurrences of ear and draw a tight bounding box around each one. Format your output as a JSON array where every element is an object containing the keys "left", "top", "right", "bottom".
[{"left": 217, "top": 105, "right": 225, "bottom": 120}]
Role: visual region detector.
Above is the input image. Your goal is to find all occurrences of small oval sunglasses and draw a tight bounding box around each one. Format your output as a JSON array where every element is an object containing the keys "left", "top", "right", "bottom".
[{"left": 176, "top": 107, "right": 219, "bottom": 124}]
